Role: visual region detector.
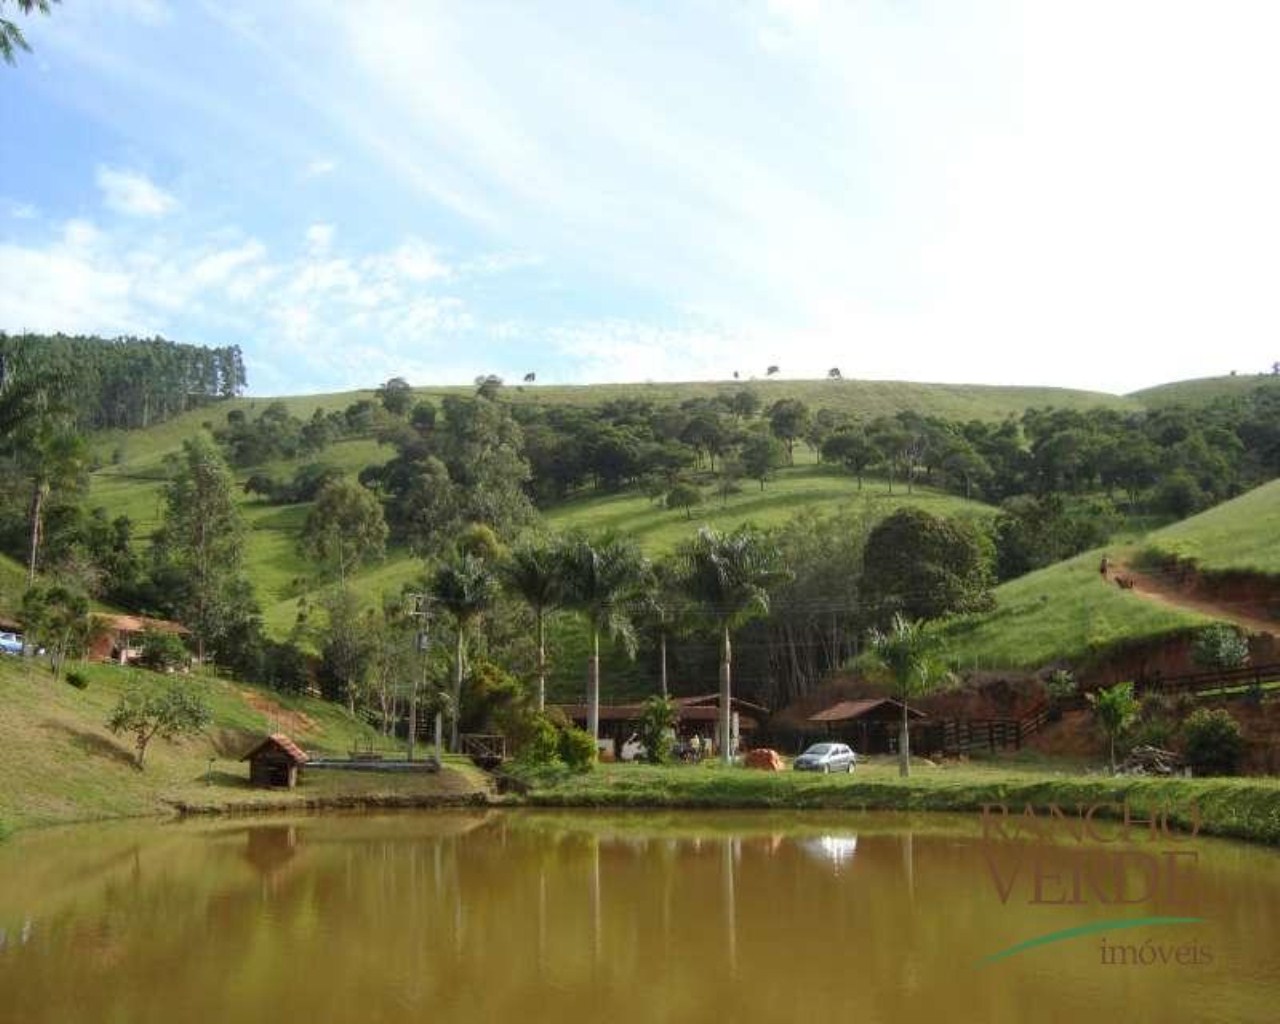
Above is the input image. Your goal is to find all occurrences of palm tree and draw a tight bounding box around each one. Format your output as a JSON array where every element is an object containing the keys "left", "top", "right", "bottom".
[
  {"left": 561, "top": 534, "right": 647, "bottom": 743},
  {"left": 502, "top": 537, "right": 566, "bottom": 711},
  {"left": 680, "top": 526, "right": 787, "bottom": 764},
  {"left": 431, "top": 553, "right": 498, "bottom": 751},
  {"left": 1087, "top": 681, "right": 1139, "bottom": 775},
  {"left": 637, "top": 558, "right": 683, "bottom": 700},
  {"left": 863, "top": 614, "right": 951, "bottom": 777}
]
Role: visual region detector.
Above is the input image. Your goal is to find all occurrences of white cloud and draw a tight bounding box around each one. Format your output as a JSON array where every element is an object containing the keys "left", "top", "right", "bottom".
[
  {"left": 6, "top": 201, "right": 38, "bottom": 220},
  {"left": 96, "top": 166, "right": 179, "bottom": 217},
  {"left": 304, "top": 157, "right": 336, "bottom": 178},
  {"left": 305, "top": 222, "right": 334, "bottom": 252}
]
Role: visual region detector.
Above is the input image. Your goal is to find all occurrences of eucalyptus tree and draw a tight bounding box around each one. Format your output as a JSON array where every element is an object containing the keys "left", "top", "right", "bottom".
[
  {"left": 431, "top": 553, "right": 498, "bottom": 751},
  {"left": 502, "top": 536, "right": 567, "bottom": 711},
  {"left": 561, "top": 533, "right": 647, "bottom": 742},
  {"left": 679, "top": 526, "right": 787, "bottom": 763},
  {"left": 862, "top": 614, "right": 951, "bottom": 777},
  {"left": 152, "top": 435, "right": 248, "bottom": 663}
]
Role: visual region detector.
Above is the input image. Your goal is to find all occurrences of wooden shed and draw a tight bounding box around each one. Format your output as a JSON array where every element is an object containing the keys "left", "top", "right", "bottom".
[
  {"left": 242, "top": 734, "right": 309, "bottom": 789},
  {"left": 809, "top": 698, "right": 926, "bottom": 754}
]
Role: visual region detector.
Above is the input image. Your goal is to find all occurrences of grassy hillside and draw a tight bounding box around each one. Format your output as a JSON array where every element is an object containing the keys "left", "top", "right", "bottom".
[
  {"left": 937, "top": 548, "right": 1210, "bottom": 671},
  {"left": 543, "top": 466, "right": 989, "bottom": 553},
  {"left": 0, "top": 657, "right": 484, "bottom": 835},
  {"left": 1137, "top": 479, "right": 1280, "bottom": 575},
  {"left": 1127, "top": 373, "right": 1280, "bottom": 408}
]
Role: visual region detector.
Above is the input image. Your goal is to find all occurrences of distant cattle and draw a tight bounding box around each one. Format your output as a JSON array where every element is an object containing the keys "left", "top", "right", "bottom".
[{"left": 1115, "top": 575, "right": 1136, "bottom": 590}]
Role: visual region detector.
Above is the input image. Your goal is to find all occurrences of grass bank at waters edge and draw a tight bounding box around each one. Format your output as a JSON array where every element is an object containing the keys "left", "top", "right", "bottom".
[
  {"left": 0, "top": 656, "right": 490, "bottom": 835},
  {"left": 509, "top": 760, "right": 1280, "bottom": 846}
]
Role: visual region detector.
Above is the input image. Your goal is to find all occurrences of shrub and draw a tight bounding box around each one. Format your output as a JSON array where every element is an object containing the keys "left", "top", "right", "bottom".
[
  {"left": 64, "top": 670, "right": 88, "bottom": 690},
  {"left": 557, "top": 726, "right": 597, "bottom": 772},
  {"left": 637, "top": 695, "right": 677, "bottom": 764},
  {"left": 137, "top": 629, "right": 189, "bottom": 672},
  {"left": 1191, "top": 623, "right": 1250, "bottom": 672},
  {"left": 514, "top": 713, "right": 561, "bottom": 767},
  {"left": 1181, "top": 708, "right": 1244, "bottom": 776}
]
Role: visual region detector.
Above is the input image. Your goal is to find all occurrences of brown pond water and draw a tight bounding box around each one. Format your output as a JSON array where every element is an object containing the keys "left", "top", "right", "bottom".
[{"left": 0, "top": 809, "right": 1276, "bottom": 1023}]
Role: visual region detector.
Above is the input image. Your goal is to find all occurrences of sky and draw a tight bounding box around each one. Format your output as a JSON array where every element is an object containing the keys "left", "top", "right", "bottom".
[{"left": 1, "top": 0, "right": 1278, "bottom": 397}]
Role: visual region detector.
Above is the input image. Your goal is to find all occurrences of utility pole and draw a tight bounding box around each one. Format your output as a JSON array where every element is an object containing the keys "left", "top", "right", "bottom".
[{"left": 406, "top": 592, "right": 434, "bottom": 763}]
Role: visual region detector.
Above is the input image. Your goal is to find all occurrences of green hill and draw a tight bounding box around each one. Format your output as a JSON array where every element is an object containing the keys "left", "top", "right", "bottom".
[
  {"left": 937, "top": 547, "right": 1210, "bottom": 671},
  {"left": 1127, "top": 373, "right": 1280, "bottom": 408},
  {"left": 938, "top": 479, "right": 1280, "bottom": 670},
  {"left": 1137, "top": 478, "right": 1280, "bottom": 575}
]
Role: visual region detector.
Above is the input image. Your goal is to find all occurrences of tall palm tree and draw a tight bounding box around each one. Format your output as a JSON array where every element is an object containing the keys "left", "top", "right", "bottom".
[
  {"left": 562, "top": 534, "right": 646, "bottom": 742},
  {"left": 863, "top": 613, "right": 951, "bottom": 777},
  {"left": 637, "top": 558, "right": 682, "bottom": 700},
  {"left": 431, "top": 553, "right": 498, "bottom": 751},
  {"left": 680, "top": 526, "right": 787, "bottom": 764},
  {"left": 502, "top": 536, "right": 566, "bottom": 712}
]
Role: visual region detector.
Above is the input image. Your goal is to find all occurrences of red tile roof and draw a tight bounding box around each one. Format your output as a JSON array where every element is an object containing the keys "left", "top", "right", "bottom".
[{"left": 241, "top": 733, "right": 309, "bottom": 764}]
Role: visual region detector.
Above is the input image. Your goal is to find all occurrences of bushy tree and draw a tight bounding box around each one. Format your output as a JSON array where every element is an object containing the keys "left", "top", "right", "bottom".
[
  {"left": 860, "top": 507, "right": 994, "bottom": 625},
  {"left": 1181, "top": 708, "right": 1244, "bottom": 776},
  {"left": 300, "top": 477, "right": 388, "bottom": 587}
]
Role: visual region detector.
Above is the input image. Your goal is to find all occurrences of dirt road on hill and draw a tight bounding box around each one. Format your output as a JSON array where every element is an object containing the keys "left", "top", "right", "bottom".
[{"left": 1110, "top": 562, "right": 1277, "bottom": 636}]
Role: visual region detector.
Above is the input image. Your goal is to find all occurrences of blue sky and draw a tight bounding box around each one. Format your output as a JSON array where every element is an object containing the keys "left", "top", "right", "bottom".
[{"left": 2, "top": 0, "right": 1278, "bottom": 396}]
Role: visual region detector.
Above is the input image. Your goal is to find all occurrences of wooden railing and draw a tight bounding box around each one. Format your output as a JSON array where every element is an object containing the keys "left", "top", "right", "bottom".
[{"left": 460, "top": 733, "right": 506, "bottom": 769}]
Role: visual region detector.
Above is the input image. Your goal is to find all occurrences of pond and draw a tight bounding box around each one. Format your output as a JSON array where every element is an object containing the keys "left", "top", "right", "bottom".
[{"left": 0, "top": 809, "right": 1276, "bottom": 1023}]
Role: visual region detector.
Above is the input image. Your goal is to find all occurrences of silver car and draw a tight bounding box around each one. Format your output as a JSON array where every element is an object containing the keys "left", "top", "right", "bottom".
[{"left": 793, "top": 742, "right": 856, "bottom": 773}]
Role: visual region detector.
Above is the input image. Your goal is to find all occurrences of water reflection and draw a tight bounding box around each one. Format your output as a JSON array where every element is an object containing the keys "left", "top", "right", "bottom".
[
  {"left": 0, "top": 811, "right": 1275, "bottom": 1024},
  {"left": 802, "top": 834, "right": 859, "bottom": 868}
]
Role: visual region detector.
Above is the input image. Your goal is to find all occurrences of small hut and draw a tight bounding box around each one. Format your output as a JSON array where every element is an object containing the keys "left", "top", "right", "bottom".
[{"left": 242, "top": 734, "right": 308, "bottom": 789}]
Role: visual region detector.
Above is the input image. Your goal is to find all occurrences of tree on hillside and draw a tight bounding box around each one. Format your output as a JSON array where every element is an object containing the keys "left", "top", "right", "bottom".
[
  {"left": 377, "top": 376, "right": 414, "bottom": 416},
  {"left": 107, "top": 679, "right": 211, "bottom": 770},
  {"left": 1087, "top": 681, "right": 1139, "bottom": 775},
  {"left": 1, "top": 0, "right": 55, "bottom": 65},
  {"left": 861, "top": 613, "right": 951, "bottom": 777},
  {"left": 821, "top": 428, "right": 877, "bottom": 490},
  {"left": 502, "top": 536, "right": 567, "bottom": 711},
  {"left": 561, "top": 534, "right": 647, "bottom": 742},
  {"left": 665, "top": 481, "right": 702, "bottom": 519},
  {"left": 740, "top": 430, "right": 784, "bottom": 490},
  {"left": 316, "top": 588, "right": 377, "bottom": 716},
  {"left": 300, "top": 477, "right": 388, "bottom": 588},
  {"left": 20, "top": 414, "right": 87, "bottom": 585},
  {"left": 20, "top": 582, "right": 88, "bottom": 681},
  {"left": 767, "top": 399, "right": 810, "bottom": 465},
  {"left": 679, "top": 526, "right": 787, "bottom": 764},
  {"left": 860, "top": 507, "right": 994, "bottom": 626},
  {"left": 151, "top": 435, "right": 249, "bottom": 663},
  {"left": 432, "top": 553, "right": 498, "bottom": 751}
]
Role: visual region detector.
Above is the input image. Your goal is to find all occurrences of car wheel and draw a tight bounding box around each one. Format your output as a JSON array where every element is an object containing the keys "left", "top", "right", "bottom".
[
  {"left": 846, "top": 762, "right": 854, "bottom": 773},
  {"left": 822, "top": 764, "right": 830, "bottom": 774}
]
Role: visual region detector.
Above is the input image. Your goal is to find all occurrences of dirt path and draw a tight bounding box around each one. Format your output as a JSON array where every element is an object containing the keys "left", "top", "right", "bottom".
[
  {"left": 239, "top": 689, "right": 318, "bottom": 735},
  {"left": 1110, "top": 562, "right": 1277, "bottom": 636}
]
